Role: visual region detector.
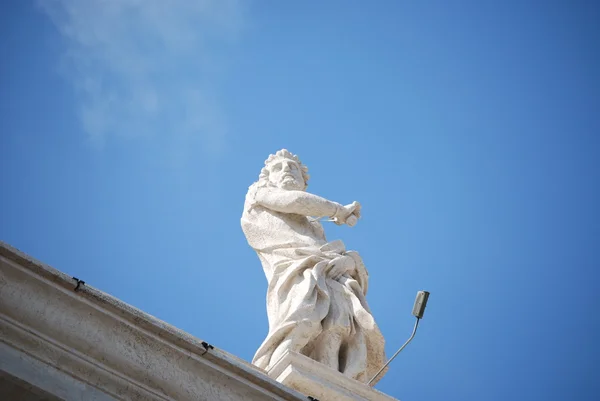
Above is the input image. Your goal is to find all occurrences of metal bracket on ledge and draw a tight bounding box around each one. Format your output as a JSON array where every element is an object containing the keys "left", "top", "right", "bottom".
[
  {"left": 307, "top": 397, "right": 320, "bottom": 401},
  {"left": 72, "top": 277, "right": 85, "bottom": 292},
  {"left": 201, "top": 341, "right": 214, "bottom": 355}
]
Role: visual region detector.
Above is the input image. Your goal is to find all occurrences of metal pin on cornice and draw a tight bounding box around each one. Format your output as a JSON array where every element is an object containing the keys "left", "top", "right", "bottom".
[
  {"left": 72, "top": 277, "right": 85, "bottom": 292},
  {"left": 201, "top": 341, "right": 214, "bottom": 355}
]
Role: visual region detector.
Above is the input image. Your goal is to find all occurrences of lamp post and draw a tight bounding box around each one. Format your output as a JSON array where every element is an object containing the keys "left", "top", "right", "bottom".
[{"left": 367, "top": 291, "right": 430, "bottom": 386}]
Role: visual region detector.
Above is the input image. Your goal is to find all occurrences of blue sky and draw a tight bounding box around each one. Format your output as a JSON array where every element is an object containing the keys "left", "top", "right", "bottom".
[{"left": 1, "top": 1, "right": 599, "bottom": 400}]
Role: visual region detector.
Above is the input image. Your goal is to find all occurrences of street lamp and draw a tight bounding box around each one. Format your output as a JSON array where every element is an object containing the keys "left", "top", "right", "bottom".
[{"left": 367, "top": 290, "right": 430, "bottom": 386}]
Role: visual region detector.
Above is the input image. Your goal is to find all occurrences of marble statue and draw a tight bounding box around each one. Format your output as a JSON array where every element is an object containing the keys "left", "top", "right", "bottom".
[{"left": 241, "top": 149, "right": 387, "bottom": 383}]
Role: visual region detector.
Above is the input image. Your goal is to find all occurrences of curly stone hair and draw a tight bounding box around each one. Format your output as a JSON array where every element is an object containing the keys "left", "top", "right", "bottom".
[{"left": 256, "top": 149, "right": 310, "bottom": 189}]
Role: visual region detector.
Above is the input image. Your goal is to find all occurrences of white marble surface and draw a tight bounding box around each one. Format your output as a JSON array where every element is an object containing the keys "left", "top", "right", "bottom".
[
  {"left": 268, "top": 350, "right": 399, "bottom": 401},
  {"left": 241, "top": 150, "right": 387, "bottom": 384}
]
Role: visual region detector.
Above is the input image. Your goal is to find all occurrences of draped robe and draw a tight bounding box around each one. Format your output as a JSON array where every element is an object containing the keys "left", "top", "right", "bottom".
[{"left": 241, "top": 189, "right": 387, "bottom": 383}]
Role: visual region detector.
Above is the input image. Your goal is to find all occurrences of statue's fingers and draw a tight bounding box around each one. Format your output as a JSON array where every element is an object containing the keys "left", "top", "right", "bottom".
[
  {"left": 326, "top": 262, "right": 336, "bottom": 273},
  {"left": 347, "top": 215, "right": 357, "bottom": 227},
  {"left": 325, "top": 262, "right": 337, "bottom": 277}
]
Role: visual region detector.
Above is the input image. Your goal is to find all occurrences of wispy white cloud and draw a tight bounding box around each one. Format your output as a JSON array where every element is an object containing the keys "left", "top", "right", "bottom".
[{"left": 39, "top": 0, "right": 242, "bottom": 152}]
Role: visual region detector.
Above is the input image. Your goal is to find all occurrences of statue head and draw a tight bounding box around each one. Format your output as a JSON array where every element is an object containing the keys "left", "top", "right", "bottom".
[{"left": 258, "top": 149, "right": 309, "bottom": 191}]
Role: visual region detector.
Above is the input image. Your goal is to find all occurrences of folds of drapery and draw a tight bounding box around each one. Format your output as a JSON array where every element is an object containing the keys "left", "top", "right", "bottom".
[{"left": 253, "top": 241, "right": 387, "bottom": 383}]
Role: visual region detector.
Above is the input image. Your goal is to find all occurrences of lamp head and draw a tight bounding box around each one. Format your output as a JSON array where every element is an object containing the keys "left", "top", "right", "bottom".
[{"left": 412, "top": 291, "right": 430, "bottom": 319}]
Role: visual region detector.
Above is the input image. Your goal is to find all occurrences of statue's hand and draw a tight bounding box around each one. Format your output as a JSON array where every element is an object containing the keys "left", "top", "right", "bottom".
[
  {"left": 326, "top": 255, "right": 356, "bottom": 280},
  {"left": 333, "top": 201, "right": 361, "bottom": 226}
]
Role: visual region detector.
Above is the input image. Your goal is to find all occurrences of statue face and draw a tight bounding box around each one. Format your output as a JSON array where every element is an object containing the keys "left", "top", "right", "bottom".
[{"left": 268, "top": 159, "right": 305, "bottom": 190}]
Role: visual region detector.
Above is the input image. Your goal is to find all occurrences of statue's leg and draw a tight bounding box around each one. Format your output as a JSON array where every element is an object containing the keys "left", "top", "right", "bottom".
[
  {"left": 310, "top": 280, "right": 354, "bottom": 371},
  {"left": 311, "top": 329, "right": 346, "bottom": 371},
  {"left": 338, "top": 328, "right": 368, "bottom": 381}
]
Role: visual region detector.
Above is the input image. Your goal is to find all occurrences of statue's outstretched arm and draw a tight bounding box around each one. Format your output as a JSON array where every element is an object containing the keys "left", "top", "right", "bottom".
[{"left": 254, "top": 187, "right": 341, "bottom": 218}]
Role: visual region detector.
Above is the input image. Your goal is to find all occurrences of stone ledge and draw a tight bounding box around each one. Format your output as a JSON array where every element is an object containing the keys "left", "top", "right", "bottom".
[
  {"left": 0, "top": 241, "right": 307, "bottom": 401},
  {"left": 267, "top": 350, "right": 399, "bottom": 401}
]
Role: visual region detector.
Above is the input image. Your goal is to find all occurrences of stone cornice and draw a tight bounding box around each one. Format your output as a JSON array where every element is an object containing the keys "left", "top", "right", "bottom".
[{"left": 0, "top": 241, "right": 306, "bottom": 401}]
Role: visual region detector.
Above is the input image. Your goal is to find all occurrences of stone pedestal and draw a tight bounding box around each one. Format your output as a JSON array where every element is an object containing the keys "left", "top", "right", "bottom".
[{"left": 267, "top": 350, "right": 399, "bottom": 401}]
